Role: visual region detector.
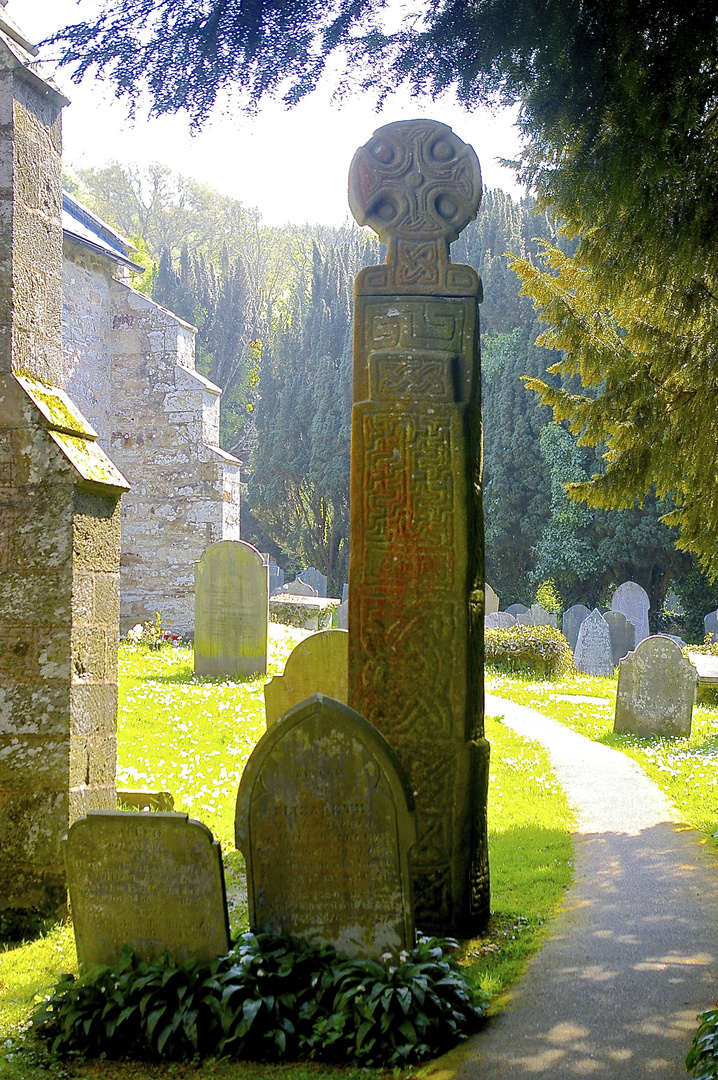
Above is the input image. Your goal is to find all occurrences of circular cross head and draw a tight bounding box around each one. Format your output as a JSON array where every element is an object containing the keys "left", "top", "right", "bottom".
[{"left": 348, "top": 119, "right": 482, "bottom": 245}]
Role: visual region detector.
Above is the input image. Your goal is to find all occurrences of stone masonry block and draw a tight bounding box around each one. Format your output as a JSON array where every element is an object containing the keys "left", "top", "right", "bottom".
[
  {"left": 93, "top": 570, "right": 120, "bottom": 626},
  {"left": 71, "top": 570, "right": 94, "bottom": 623},
  {"left": 0, "top": 789, "right": 68, "bottom": 871},
  {"left": 71, "top": 682, "right": 118, "bottom": 737},
  {"left": 0, "top": 623, "right": 38, "bottom": 679},
  {"left": 71, "top": 626, "right": 108, "bottom": 682},
  {"left": 0, "top": 734, "right": 69, "bottom": 790},
  {"left": 0, "top": 683, "right": 70, "bottom": 737},
  {"left": 72, "top": 490, "right": 121, "bottom": 571}
]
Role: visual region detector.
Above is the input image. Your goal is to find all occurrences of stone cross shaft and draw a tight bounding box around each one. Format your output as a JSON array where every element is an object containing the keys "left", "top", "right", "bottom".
[{"left": 348, "top": 120, "right": 489, "bottom": 936}]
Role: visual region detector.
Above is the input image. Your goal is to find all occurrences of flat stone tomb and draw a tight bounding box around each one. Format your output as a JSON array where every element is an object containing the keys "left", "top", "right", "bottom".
[
  {"left": 562, "top": 604, "right": 591, "bottom": 653},
  {"left": 264, "top": 629, "right": 349, "bottom": 726},
  {"left": 614, "top": 636, "right": 696, "bottom": 737},
  {"left": 65, "top": 811, "right": 230, "bottom": 968},
  {"left": 574, "top": 609, "right": 614, "bottom": 677},
  {"left": 611, "top": 580, "right": 650, "bottom": 644},
  {"left": 236, "top": 694, "right": 416, "bottom": 960},
  {"left": 194, "top": 540, "right": 268, "bottom": 678}
]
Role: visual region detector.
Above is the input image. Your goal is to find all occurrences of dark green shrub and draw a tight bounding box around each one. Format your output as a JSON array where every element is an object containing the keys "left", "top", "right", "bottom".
[
  {"left": 687, "top": 1009, "right": 718, "bottom": 1078},
  {"left": 485, "top": 624, "right": 574, "bottom": 679},
  {"left": 31, "top": 933, "right": 486, "bottom": 1067}
]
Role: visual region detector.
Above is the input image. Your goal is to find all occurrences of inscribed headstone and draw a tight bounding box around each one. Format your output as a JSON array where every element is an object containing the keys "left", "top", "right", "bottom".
[
  {"left": 562, "top": 604, "right": 591, "bottom": 652},
  {"left": 516, "top": 604, "right": 558, "bottom": 629},
  {"left": 574, "top": 609, "right": 614, "bottom": 676},
  {"left": 194, "top": 540, "right": 268, "bottom": 678},
  {"left": 485, "top": 583, "right": 499, "bottom": 615},
  {"left": 336, "top": 600, "right": 348, "bottom": 629},
  {"left": 65, "top": 811, "right": 230, "bottom": 968},
  {"left": 283, "top": 579, "right": 318, "bottom": 597},
  {"left": 506, "top": 603, "right": 529, "bottom": 617},
  {"left": 264, "top": 629, "right": 349, "bottom": 725},
  {"left": 614, "top": 637, "right": 696, "bottom": 737},
  {"left": 347, "top": 119, "right": 489, "bottom": 935},
  {"left": 611, "top": 581, "right": 650, "bottom": 644},
  {"left": 704, "top": 609, "right": 718, "bottom": 642},
  {"left": 603, "top": 610, "right": 636, "bottom": 667},
  {"left": 485, "top": 611, "right": 516, "bottom": 629},
  {"left": 342, "top": 582, "right": 349, "bottom": 604},
  {"left": 269, "top": 562, "right": 284, "bottom": 596},
  {"left": 236, "top": 694, "right": 416, "bottom": 959},
  {"left": 298, "top": 567, "right": 328, "bottom": 597}
]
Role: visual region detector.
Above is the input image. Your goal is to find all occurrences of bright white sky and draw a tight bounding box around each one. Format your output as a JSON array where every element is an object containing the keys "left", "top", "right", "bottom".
[{"left": 8, "top": 0, "right": 525, "bottom": 228}]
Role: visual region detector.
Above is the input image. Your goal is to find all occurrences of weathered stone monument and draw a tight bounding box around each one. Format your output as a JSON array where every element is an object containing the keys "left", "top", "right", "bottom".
[
  {"left": 614, "top": 637, "right": 696, "bottom": 737},
  {"left": 236, "top": 694, "right": 416, "bottom": 959},
  {"left": 612, "top": 581, "right": 650, "bottom": 644},
  {"left": 562, "top": 604, "right": 591, "bottom": 652},
  {"left": 574, "top": 609, "right": 614, "bottom": 676},
  {"left": 0, "top": 18, "right": 129, "bottom": 924},
  {"left": 194, "top": 540, "right": 268, "bottom": 678},
  {"left": 268, "top": 562, "right": 284, "bottom": 596},
  {"left": 485, "top": 611, "right": 516, "bottom": 629},
  {"left": 516, "top": 604, "right": 559, "bottom": 628},
  {"left": 283, "top": 578, "right": 318, "bottom": 597},
  {"left": 264, "top": 629, "right": 348, "bottom": 725},
  {"left": 506, "top": 603, "right": 528, "bottom": 617},
  {"left": 298, "top": 567, "right": 328, "bottom": 597},
  {"left": 336, "top": 599, "right": 348, "bottom": 629},
  {"left": 65, "top": 811, "right": 230, "bottom": 967},
  {"left": 347, "top": 119, "right": 489, "bottom": 935},
  {"left": 704, "top": 609, "right": 718, "bottom": 641},
  {"left": 604, "top": 610, "right": 637, "bottom": 667},
  {"left": 485, "top": 583, "right": 499, "bottom": 615}
]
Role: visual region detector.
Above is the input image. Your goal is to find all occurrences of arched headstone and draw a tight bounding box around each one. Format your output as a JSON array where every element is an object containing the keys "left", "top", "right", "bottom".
[
  {"left": 506, "top": 603, "right": 529, "bottom": 617},
  {"left": 194, "top": 540, "right": 268, "bottom": 678},
  {"left": 704, "top": 609, "right": 718, "bottom": 642},
  {"left": 264, "top": 629, "right": 348, "bottom": 726},
  {"left": 614, "top": 637, "right": 696, "bottom": 736},
  {"left": 574, "top": 609, "right": 613, "bottom": 676},
  {"left": 611, "top": 581, "right": 650, "bottom": 644},
  {"left": 485, "top": 583, "right": 500, "bottom": 615},
  {"left": 236, "top": 694, "right": 416, "bottom": 959},
  {"left": 562, "top": 604, "right": 591, "bottom": 652},
  {"left": 603, "top": 610, "right": 636, "bottom": 667},
  {"left": 298, "top": 567, "right": 328, "bottom": 597},
  {"left": 516, "top": 603, "right": 558, "bottom": 629},
  {"left": 283, "top": 578, "right": 318, "bottom": 597},
  {"left": 485, "top": 611, "right": 516, "bottom": 629}
]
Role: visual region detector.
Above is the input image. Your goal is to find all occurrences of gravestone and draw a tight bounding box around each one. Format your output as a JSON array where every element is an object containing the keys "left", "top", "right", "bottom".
[
  {"left": 268, "top": 562, "right": 284, "bottom": 596},
  {"left": 485, "top": 583, "right": 500, "bottom": 615},
  {"left": 516, "top": 604, "right": 558, "bottom": 629},
  {"left": 264, "top": 629, "right": 349, "bottom": 725},
  {"left": 614, "top": 637, "right": 696, "bottom": 737},
  {"left": 485, "top": 611, "right": 516, "bottom": 629},
  {"left": 194, "top": 540, "right": 268, "bottom": 678},
  {"left": 688, "top": 651, "right": 718, "bottom": 699},
  {"left": 611, "top": 581, "right": 650, "bottom": 644},
  {"left": 603, "top": 610, "right": 636, "bottom": 667},
  {"left": 236, "top": 694, "right": 416, "bottom": 959},
  {"left": 704, "top": 609, "right": 718, "bottom": 641},
  {"left": 562, "top": 604, "right": 591, "bottom": 652},
  {"left": 342, "top": 582, "right": 349, "bottom": 604},
  {"left": 506, "top": 603, "right": 529, "bottom": 617},
  {"left": 574, "top": 609, "right": 614, "bottom": 676},
  {"left": 65, "top": 811, "right": 230, "bottom": 968},
  {"left": 283, "top": 579, "right": 318, "bottom": 597},
  {"left": 347, "top": 119, "right": 489, "bottom": 936},
  {"left": 298, "top": 567, "right": 328, "bottom": 598},
  {"left": 336, "top": 600, "right": 348, "bottom": 629}
]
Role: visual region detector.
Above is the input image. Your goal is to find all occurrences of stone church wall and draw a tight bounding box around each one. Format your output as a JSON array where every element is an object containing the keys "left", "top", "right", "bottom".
[{"left": 62, "top": 240, "right": 241, "bottom": 638}]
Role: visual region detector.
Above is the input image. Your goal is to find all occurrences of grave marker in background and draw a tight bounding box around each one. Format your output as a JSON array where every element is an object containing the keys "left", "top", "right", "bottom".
[
  {"left": 485, "top": 612, "right": 516, "bottom": 629},
  {"left": 506, "top": 603, "right": 528, "bottom": 617},
  {"left": 347, "top": 119, "right": 489, "bottom": 936},
  {"left": 574, "top": 609, "right": 614, "bottom": 676},
  {"left": 604, "top": 610, "right": 636, "bottom": 667},
  {"left": 563, "top": 604, "right": 591, "bottom": 652},
  {"left": 614, "top": 637, "right": 696, "bottom": 737},
  {"left": 283, "top": 579, "right": 318, "bottom": 597},
  {"left": 264, "top": 629, "right": 348, "bottom": 725},
  {"left": 516, "top": 604, "right": 558, "bottom": 628},
  {"left": 194, "top": 540, "right": 268, "bottom": 678},
  {"left": 611, "top": 581, "right": 650, "bottom": 644},
  {"left": 65, "top": 811, "right": 230, "bottom": 968},
  {"left": 704, "top": 609, "right": 718, "bottom": 641},
  {"left": 485, "top": 583, "right": 499, "bottom": 615},
  {"left": 298, "top": 567, "right": 328, "bottom": 597},
  {"left": 236, "top": 694, "right": 416, "bottom": 959}
]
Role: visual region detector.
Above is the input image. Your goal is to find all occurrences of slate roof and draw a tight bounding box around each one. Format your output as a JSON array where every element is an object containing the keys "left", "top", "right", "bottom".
[{"left": 62, "top": 191, "right": 146, "bottom": 273}]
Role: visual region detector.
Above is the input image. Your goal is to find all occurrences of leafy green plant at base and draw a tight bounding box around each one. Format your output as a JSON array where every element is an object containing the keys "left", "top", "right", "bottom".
[
  {"left": 31, "top": 934, "right": 486, "bottom": 1067},
  {"left": 485, "top": 625, "right": 574, "bottom": 679},
  {"left": 687, "top": 1009, "right": 718, "bottom": 1078}
]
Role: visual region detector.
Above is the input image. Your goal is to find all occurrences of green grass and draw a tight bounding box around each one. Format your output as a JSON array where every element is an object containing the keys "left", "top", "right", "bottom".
[
  {"left": 0, "top": 637, "right": 575, "bottom": 1078},
  {"left": 486, "top": 665, "right": 718, "bottom": 848}
]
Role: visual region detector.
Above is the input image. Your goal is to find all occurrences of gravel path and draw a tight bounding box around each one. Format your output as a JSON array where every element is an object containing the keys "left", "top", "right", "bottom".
[{"left": 449, "top": 694, "right": 718, "bottom": 1080}]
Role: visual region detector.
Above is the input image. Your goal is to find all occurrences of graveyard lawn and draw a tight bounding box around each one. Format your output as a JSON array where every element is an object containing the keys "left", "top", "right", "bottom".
[
  {"left": 486, "top": 667, "right": 718, "bottom": 845},
  {"left": 0, "top": 630, "right": 574, "bottom": 1078}
]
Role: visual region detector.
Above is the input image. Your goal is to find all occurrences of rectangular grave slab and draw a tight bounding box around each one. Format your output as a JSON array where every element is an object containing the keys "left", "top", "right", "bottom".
[
  {"left": 64, "top": 811, "right": 230, "bottom": 968},
  {"left": 236, "top": 694, "right": 416, "bottom": 960}
]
